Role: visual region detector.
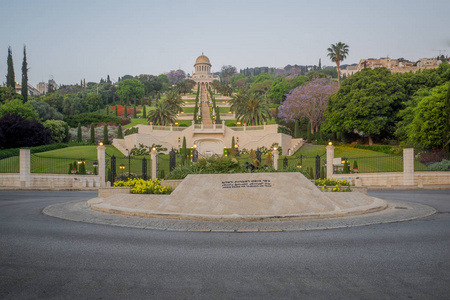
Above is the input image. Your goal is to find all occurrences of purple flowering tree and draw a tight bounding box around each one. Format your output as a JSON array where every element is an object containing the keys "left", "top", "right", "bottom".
[{"left": 278, "top": 77, "right": 338, "bottom": 134}]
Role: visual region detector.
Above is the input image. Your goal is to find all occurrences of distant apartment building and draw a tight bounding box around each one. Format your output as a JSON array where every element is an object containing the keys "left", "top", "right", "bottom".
[
  {"left": 341, "top": 57, "right": 445, "bottom": 78},
  {"left": 36, "top": 79, "right": 58, "bottom": 95},
  {"left": 12, "top": 83, "right": 42, "bottom": 96}
]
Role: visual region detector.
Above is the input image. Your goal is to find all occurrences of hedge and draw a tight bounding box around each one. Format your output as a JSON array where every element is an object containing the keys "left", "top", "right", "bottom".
[{"left": 63, "top": 113, "right": 121, "bottom": 127}]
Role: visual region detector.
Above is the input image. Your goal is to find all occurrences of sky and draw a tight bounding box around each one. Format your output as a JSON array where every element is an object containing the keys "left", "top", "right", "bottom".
[{"left": 1, "top": 0, "right": 449, "bottom": 86}]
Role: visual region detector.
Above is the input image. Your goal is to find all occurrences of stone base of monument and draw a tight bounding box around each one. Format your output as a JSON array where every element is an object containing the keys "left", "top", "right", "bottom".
[{"left": 88, "top": 173, "right": 387, "bottom": 221}]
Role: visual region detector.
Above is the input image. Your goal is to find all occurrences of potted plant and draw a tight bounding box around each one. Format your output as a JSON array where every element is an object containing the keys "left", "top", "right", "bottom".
[{"left": 353, "top": 160, "right": 358, "bottom": 173}]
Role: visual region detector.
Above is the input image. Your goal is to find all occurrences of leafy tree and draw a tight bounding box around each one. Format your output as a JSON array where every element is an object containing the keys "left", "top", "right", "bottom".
[
  {"left": 327, "top": 42, "right": 349, "bottom": 87},
  {"left": 6, "top": 46, "right": 15, "bottom": 89},
  {"left": 406, "top": 83, "right": 449, "bottom": 149},
  {"left": 0, "top": 114, "right": 51, "bottom": 148},
  {"left": 267, "top": 77, "right": 292, "bottom": 103},
  {"left": 166, "top": 69, "right": 186, "bottom": 84},
  {"left": 85, "top": 93, "right": 102, "bottom": 111},
  {"left": 90, "top": 123, "right": 95, "bottom": 143},
  {"left": 142, "top": 105, "right": 146, "bottom": 118},
  {"left": 279, "top": 77, "right": 338, "bottom": 134},
  {"left": 322, "top": 68, "right": 406, "bottom": 145},
  {"left": 43, "top": 120, "right": 67, "bottom": 143},
  {"left": 28, "top": 100, "right": 63, "bottom": 121},
  {"left": 147, "top": 100, "right": 177, "bottom": 125},
  {"left": 133, "top": 105, "right": 137, "bottom": 118},
  {"left": 221, "top": 65, "right": 237, "bottom": 78},
  {"left": 230, "top": 74, "right": 246, "bottom": 87},
  {"left": 249, "top": 80, "right": 273, "bottom": 101},
  {"left": 0, "top": 99, "right": 40, "bottom": 121},
  {"left": 253, "top": 73, "right": 273, "bottom": 85},
  {"left": 117, "top": 78, "right": 145, "bottom": 105},
  {"left": 21, "top": 46, "right": 28, "bottom": 102},
  {"left": 77, "top": 123, "right": 82, "bottom": 142},
  {"left": 102, "top": 124, "right": 109, "bottom": 144}
]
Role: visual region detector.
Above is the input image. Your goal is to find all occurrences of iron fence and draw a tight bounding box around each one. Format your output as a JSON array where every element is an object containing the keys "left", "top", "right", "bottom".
[
  {"left": 112, "top": 155, "right": 151, "bottom": 182},
  {"left": 337, "top": 155, "right": 403, "bottom": 173},
  {"left": 30, "top": 153, "right": 99, "bottom": 175},
  {"left": 0, "top": 153, "right": 19, "bottom": 173}
]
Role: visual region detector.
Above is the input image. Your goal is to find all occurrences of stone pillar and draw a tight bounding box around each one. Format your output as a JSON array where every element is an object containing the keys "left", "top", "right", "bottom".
[
  {"left": 273, "top": 150, "right": 279, "bottom": 170},
  {"left": 149, "top": 121, "right": 153, "bottom": 130},
  {"left": 151, "top": 148, "right": 158, "bottom": 179},
  {"left": 326, "top": 144, "right": 334, "bottom": 179},
  {"left": 222, "top": 120, "right": 225, "bottom": 128},
  {"left": 19, "top": 149, "right": 31, "bottom": 188},
  {"left": 243, "top": 123, "right": 246, "bottom": 131},
  {"left": 170, "top": 123, "right": 173, "bottom": 131},
  {"left": 97, "top": 144, "right": 106, "bottom": 187},
  {"left": 403, "top": 148, "right": 414, "bottom": 186}
]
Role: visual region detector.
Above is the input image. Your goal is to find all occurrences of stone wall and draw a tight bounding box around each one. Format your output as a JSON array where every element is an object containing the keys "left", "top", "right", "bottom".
[
  {"left": 113, "top": 124, "right": 292, "bottom": 156},
  {"left": 0, "top": 173, "right": 101, "bottom": 189}
]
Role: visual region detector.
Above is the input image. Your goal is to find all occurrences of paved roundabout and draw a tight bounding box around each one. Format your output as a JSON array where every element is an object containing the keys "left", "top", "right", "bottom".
[
  {"left": 44, "top": 197, "right": 435, "bottom": 232},
  {"left": 1, "top": 189, "right": 449, "bottom": 299}
]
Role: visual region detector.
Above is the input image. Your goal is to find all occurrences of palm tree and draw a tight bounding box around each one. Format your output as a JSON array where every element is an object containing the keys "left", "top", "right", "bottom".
[
  {"left": 165, "top": 90, "right": 184, "bottom": 113},
  {"left": 147, "top": 100, "right": 177, "bottom": 125},
  {"left": 231, "top": 92, "right": 270, "bottom": 126},
  {"left": 327, "top": 42, "right": 349, "bottom": 87}
]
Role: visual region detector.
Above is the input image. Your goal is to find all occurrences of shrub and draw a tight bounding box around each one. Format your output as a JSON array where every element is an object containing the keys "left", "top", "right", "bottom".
[
  {"left": 427, "top": 159, "right": 450, "bottom": 171},
  {"left": 277, "top": 125, "right": 292, "bottom": 136},
  {"left": 63, "top": 112, "right": 120, "bottom": 127},
  {"left": 43, "top": 120, "right": 68, "bottom": 144},
  {"left": 113, "top": 178, "right": 172, "bottom": 194},
  {"left": 0, "top": 114, "right": 51, "bottom": 149}
]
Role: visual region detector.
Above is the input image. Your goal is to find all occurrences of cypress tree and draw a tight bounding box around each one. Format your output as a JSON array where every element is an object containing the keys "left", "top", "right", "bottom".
[
  {"left": 64, "top": 123, "right": 70, "bottom": 142},
  {"left": 133, "top": 105, "right": 137, "bottom": 118},
  {"left": 102, "top": 124, "right": 108, "bottom": 144},
  {"left": 231, "top": 136, "right": 235, "bottom": 149},
  {"left": 21, "top": 46, "right": 28, "bottom": 102},
  {"left": 6, "top": 46, "right": 15, "bottom": 89},
  {"left": 68, "top": 162, "right": 73, "bottom": 174},
  {"left": 115, "top": 105, "right": 118, "bottom": 116},
  {"left": 143, "top": 105, "right": 147, "bottom": 118},
  {"left": 77, "top": 123, "right": 82, "bottom": 143},
  {"left": 445, "top": 82, "right": 450, "bottom": 151},
  {"left": 89, "top": 123, "right": 95, "bottom": 144},
  {"left": 79, "top": 162, "right": 86, "bottom": 175},
  {"left": 106, "top": 106, "right": 109, "bottom": 115},
  {"left": 294, "top": 120, "right": 299, "bottom": 138},
  {"left": 124, "top": 104, "right": 128, "bottom": 118},
  {"left": 181, "top": 137, "right": 187, "bottom": 165},
  {"left": 117, "top": 124, "right": 123, "bottom": 139}
]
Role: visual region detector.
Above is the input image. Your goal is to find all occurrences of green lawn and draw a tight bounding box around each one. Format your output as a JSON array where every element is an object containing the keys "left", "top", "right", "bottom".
[
  {"left": 124, "top": 118, "right": 149, "bottom": 128},
  {"left": 289, "top": 144, "right": 404, "bottom": 173}
]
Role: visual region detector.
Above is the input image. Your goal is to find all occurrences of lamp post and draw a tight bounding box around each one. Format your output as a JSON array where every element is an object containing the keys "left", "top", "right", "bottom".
[
  {"left": 125, "top": 149, "right": 131, "bottom": 179},
  {"left": 119, "top": 164, "right": 125, "bottom": 180},
  {"left": 93, "top": 160, "right": 98, "bottom": 175}
]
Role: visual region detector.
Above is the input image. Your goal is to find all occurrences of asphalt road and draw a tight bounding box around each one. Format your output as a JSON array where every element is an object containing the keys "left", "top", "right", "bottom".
[{"left": 0, "top": 190, "right": 449, "bottom": 299}]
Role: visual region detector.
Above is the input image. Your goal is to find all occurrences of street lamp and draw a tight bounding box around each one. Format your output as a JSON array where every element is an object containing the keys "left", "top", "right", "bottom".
[
  {"left": 125, "top": 149, "right": 131, "bottom": 179},
  {"left": 119, "top": 164, "right": 125, "bottom": 180},
  {"left": 93, "top": 160, "right": 98, "bottom": 175}
]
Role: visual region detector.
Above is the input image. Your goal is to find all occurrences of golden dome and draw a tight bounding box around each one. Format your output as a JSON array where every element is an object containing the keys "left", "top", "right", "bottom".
[{"left": 195, "top": 53, "right": 211, "bottom": 65}]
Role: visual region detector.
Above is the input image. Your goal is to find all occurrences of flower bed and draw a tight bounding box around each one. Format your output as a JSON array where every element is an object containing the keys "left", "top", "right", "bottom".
[{"left": 113, "top": 178, "right": 172, "bottom": 194}]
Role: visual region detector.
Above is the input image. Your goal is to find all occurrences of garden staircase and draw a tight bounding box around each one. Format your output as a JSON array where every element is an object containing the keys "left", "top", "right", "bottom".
[
  {"left": 112, "top": 138, "right": 128, "bottom": 156},
  {"left": 288, "top": 138, "right": 304, "bottom": 155}
]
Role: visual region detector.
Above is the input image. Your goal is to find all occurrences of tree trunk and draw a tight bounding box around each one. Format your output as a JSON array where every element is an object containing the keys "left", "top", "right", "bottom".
[
  {"left": 310, "top": 121, "right": 315, "bottom": 134},
  {"left": 336, "top": 61, "right": 341, "bottom": 88},
  {"left": 368, "top": 135, "right": 374, "bottom": 146}
]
